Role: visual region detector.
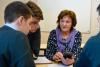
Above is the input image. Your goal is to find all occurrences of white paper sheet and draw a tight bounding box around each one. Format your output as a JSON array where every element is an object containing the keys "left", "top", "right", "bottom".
[{"left": 34, "top": 56, "right": 52, "bottom": 64}]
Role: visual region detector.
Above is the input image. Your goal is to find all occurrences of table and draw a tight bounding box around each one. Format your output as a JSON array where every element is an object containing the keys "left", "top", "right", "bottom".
[
  {"left": 36, "top": 63, "right": 73, "bottom": 67},
  {"left": 35, "top": 57, "right": 73, "bottom": 67}
]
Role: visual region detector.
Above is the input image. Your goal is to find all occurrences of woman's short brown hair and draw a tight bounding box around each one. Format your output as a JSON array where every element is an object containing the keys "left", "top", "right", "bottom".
[{"left": 57, "top": 9, "right": 77, "bottom": 31}]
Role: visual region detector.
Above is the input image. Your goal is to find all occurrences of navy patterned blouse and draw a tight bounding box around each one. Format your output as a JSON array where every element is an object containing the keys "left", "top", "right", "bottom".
[{"left": 45, "top": 29, "right": 82, "bottom": 61}]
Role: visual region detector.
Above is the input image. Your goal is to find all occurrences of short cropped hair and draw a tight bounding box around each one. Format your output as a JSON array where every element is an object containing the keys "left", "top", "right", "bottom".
[
  {"left": 4, "top": 1, "right": 33, "bottom": 23},
  {"left": 26, "top": 1, "right": 43, "bottom": 20},
  {"left": 97, "top": 4, "right": 100, "bottom": 15},
  {"left": 57, "top": 9, "right": 77, "bottom": 31}
]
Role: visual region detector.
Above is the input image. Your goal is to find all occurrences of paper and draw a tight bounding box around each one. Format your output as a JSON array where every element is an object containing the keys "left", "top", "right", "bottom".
[
  {"left": 34, "top": 56, "right": 52, "bottom": 64},
  {"left": 48, "top": 64, "right": 73, "bottom": 67}
]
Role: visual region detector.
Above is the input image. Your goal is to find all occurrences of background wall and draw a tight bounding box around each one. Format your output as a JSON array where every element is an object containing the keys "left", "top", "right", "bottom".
[
  {"left": 0, "top": 0, "right": 100, "bottom": 47},
  {"left": 37, "top": 0, "right": 91, "bottom": 33},
  {"left": 40, "top": 0, "right": 100, "bottom": 47}
]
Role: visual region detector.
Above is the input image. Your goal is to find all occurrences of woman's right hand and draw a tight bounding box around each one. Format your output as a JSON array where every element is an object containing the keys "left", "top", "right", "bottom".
[{"left": 53, "top": 52, "right": 63, "bottom": 62}]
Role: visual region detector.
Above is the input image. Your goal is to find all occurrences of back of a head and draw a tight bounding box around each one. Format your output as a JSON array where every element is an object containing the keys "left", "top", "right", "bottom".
[
  {"left": 26, "top": 1, "right": 43, "bottom": 20},
  {"left": 97, "top": 4, "right": 100, "bottom": 15},
  {"left": 4, "top": 1, "right": 33, "bottom": 23}
]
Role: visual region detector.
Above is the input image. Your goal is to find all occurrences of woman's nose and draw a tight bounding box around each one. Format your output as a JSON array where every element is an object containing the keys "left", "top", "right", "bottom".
[{"left": 63, "top": 22, "right": 67, "bottom": 26}]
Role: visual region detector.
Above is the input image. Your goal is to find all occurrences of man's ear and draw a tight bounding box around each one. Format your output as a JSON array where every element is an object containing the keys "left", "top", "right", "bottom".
[{"left": 17, "top": 16, "right": 24, "bottom": 26}]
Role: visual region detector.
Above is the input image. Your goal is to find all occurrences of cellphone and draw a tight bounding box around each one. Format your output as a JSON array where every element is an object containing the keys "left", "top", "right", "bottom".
[{"left": 63, "top": 52, "right": 73, "bottom": 59}]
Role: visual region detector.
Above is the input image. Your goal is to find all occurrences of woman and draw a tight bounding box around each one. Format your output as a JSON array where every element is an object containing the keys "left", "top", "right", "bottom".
[{"left": 45, "top": 9, "right": 82, "bottom": 65}]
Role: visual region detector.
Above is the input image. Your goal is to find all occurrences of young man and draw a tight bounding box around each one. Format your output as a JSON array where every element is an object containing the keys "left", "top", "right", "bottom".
[
  {"left": 26, "top": 1, "right": 43, "bottom": 59},
  {"left": 74, "top": 4, "right": 100, "bottom": 67},
  {"left": 0, "top": 1, "right": 35, "bottom": 67}
]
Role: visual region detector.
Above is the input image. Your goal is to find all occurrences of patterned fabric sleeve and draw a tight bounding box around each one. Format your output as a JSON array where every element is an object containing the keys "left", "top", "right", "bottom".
[
  {"left": 71, "top": 31, "right": 82, "bottom": 60},
  {"left": 45, "top": 30, "right": 57, "bottom": 60}
]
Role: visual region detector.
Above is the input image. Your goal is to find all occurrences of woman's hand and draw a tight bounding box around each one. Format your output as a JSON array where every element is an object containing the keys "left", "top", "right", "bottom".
[
  {"left": 62, "top": 56, "right": 75, "bottom": 66},
  {"left": 53, "top": 52, "right": 63, "bottom": 62},
  {"left": 65, "top": 58, "right": 75, "bottom": 65}
]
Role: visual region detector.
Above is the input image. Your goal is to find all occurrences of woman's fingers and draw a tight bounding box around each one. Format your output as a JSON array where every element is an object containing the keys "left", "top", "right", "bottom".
[
  {"left": 66, "top": 58, "right": 75, "bottom": 65},
  {"left": 53, "top": 52, "right": 63, "bottom": 61}
]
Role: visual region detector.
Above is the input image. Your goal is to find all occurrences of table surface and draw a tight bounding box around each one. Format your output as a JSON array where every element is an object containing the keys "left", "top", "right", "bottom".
[
  {"left": 35, "top": 57, "right": 73, "bottom": 67},
  {"left": 36, "top": 63, "right": 73, "bottom": 67}
]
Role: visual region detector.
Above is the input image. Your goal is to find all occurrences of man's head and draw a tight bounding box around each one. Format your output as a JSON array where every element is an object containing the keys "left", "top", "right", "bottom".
[
  {"left": 97, "top": 4, "right": 100, "bottom": 23},
  {"left": 4, "top": 1, "right": 34, "bottom": 35},
  {"left": 26, "top": 1, "right": 43, "bottom": 32}
]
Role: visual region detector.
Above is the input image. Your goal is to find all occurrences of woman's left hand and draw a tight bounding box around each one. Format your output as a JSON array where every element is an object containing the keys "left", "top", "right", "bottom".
[{"left": 65, "top": 58, "right": 75, "bottom": 65}]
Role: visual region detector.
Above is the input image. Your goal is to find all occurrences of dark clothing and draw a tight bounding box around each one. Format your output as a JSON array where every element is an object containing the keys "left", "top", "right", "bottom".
[
  {"left": 74, "top": 32, "right": 100, "bottom": 67},
  {"left": 28, "top": 28, "right": 41, "bottom": 57},
  {"left": 45, "top": 29, "right": 82, "bottom": 61},
  {"left": 0, "top": 26, "right": 35, "bottom": 67}
]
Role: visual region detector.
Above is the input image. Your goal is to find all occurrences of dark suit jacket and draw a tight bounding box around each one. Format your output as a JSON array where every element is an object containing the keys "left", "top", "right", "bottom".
[
  {"left": 0, "top": 26, "right": 35, "bottom": 67},
  {"left": 28, "top": 28, "right": 41, "bottom": 58},
  {"left": 74, "top": 32, "right": 100, "bottom": 67}
]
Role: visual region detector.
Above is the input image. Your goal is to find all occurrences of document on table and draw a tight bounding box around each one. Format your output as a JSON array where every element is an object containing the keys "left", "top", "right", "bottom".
[{"left": 34, "top": 56, "right": 52, "bottom": 64}]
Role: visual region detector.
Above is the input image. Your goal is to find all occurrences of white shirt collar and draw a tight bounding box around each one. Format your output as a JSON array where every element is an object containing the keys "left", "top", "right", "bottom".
[{"left": 5, "top": 22, "right": 18, "bottom": 30}]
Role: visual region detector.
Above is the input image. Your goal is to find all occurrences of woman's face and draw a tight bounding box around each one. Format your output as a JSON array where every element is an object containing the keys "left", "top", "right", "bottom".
[{"left": 59, "top": 15, "right": 72, "bottom": 32}]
